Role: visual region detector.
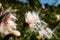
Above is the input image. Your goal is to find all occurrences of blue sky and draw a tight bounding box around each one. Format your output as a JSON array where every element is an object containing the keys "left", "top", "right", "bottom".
[
  {"left": 39, "top": 0, "right": 60, "bottom": 6},
  {"left": 19, "top": 0, "right": 60, "bottom": 6},
  {"left": 19, "top": 0, "right": 27, "bottom": 3}
]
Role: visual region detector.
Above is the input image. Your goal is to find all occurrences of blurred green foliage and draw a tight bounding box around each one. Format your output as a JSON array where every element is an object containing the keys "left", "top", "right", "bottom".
[{"left": 0, "top": 0, "right": 60, "bottom": 40}]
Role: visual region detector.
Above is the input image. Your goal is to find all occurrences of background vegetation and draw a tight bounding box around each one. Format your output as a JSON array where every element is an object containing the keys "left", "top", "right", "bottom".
[{"left": 0, "top": 0, "right": 60, "bottom": 40}]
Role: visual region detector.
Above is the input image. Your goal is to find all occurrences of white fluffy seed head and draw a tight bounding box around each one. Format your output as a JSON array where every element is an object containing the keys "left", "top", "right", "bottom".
[
  {"left": 0, "top": 7, "right": 20, "bottom": 37},
  {"left": 25, "top": 11, "right": 35, "bottom": 24},
  {"left": 25, "top": 11, "right": 40, "bottom": 24},
  {"left": 25, "top": 11, "right": 54, "bottom": 39}
]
